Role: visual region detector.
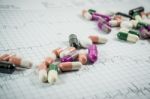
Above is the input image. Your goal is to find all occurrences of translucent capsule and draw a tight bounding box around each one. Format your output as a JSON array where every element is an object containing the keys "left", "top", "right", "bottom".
[
  {"left": 88, "top": 44, "right": 98, "bottom": 63},
  {"left": 117, "top": 32, "right": 139, "bottom": 43},
  {"left": 44, "top": 52, "right": 56, "bottom": 66},
  {"left": 48, "top": 64, "right": 58, "bottom": 84},
  {"left": 38, "top": 62, "right": 48, "bottom": 82},
  {"left": 9, "top": 55, "right": 32, "bottom": 68},
  {"left": 88, "top": 35, "right": 107, "bottom": 44},
  {"left": 59, "top": 47, "right": 76, "bottom": 58},
  {"left": 79, "top": 38, "right": 92, "bottom": 48},
  {"left": 78, "top": 50, "right": 88, "bottom": 64},
  {"left": 59, "top": 62, "right": 82, "bottom": 72},
  {"left": 69, "top": 34, "right": 80, "bottom": 49},
  {"left": 60, "top": 50, "right": 79, "bottom": 62}
]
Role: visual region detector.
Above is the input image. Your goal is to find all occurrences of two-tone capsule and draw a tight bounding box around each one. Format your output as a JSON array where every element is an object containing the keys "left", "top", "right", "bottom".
[
  {"left": 60, "top": 50, "right": 79, "bottom": 62},
  {"left": 88, "top": 44, "right": 98, "bottom": 63},
  {"left": 9, "top": 55, "right": 32, "bottom": 68},
  {"left": 88, "top": 35, "right": 107, "bottom": 44},
  {"left": 38, "top": 62, "right": 48, "bottom": 82},
  {"left": 59, "top": 62, "right": 82, "bottom": 72},
  {"left": 117, "top": 31, "right": 139, "bottom": 43},
  {"left": 119, "top": 28, "right": 139, "bottom": 36},
  {"left": 69, "top": 34, "right": 81, "bottom": 49},
  {"left": 48, "top": 64, "right": 58, "bottom": 84},
  {"left": 59, "top": 47, "right": 76, "bottom": 58},
  {"left": 79, "top": 38, "right": 92, "bottom": 48},
  {"left": 78, "top": 50, "right": 88, "bottom": 65}
]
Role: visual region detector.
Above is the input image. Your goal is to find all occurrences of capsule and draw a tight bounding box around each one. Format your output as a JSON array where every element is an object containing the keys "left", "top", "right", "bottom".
[
  {"left": 136, "top": 21, "right": 149, "bottom": 29},
  {"left": 109, "top": 19, "right": 121, "bottom": 27},
  {"left": 38, "top": 62, "right": 48, "bottom": 82},
  {"left": 88, "top": 9, "right": 96, "bottom": 14},
  {"left": 69, "top": 34, "right": 80, "bottom": 49},
  {"left": 44, "top": 52, "right": 57, "bottom": 66},
  {"left": 129, "top": 6, "right": 144, "bottom": 16},
  {"left": 117, "top": 32, "right": 139, "bottom": 43},
  {"left": 47, "top": 64, "right": 58, "bottom": 84},
  {"left": 119, "top": 28, "right": 139, "bottom": 36},
  {"left": 88, "top": 44, "right": 98, "bottom": 63},
  {"left": 53, "top": 48, "right": 64, "bottom": 58},
  {"left": 59, "top": 62, "right": 82, "bottom": 72},
  {"left": 79, "top": 38, "right": 92, "bottom": 48},
  {"left": 98, "top": 22, "right": 111, "bottom": 33},
  {"left": 139, "top": 27, "right": 150, "bottom": 39},
  {"left": 88, "top": 35, "right": 107, "bottom": 44},
  {"left": 93, "top": 13, "right": 111, "bottom": 22},
  {"left": 59, "top": 47, "right": 76, "bottom": 58},
  {"left": 9, "top": 55, "right": 32, "bottom": 68},
  {"left": 0, "top": 53, "right": 11, "bottom": 61},
  {"left": 120, "top": 20, "right": 138, "bottom": 29},
  {"left": 78, "top": 50, "right": 88, "bottom": 64},
  {"left": 133, "top": 12, "right": 142, "bottom": 22},
  {"left": 60, "top": 50, "right": 79, "bottom": 62}
]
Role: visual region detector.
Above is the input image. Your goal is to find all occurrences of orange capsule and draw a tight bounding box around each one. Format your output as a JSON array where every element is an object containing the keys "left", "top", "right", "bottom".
[
  {"left": 59, "top": 62, "right": 82, "bottom": 72},
  {"left": 88, "top": 35, "right": 107, "bottom": 44},
  {"left": 38, "top": 62, "right": 48, "bottom": 82},
  {"left": 78, "top": 50, "right": 88, "bottom": 65},
  {"left": 59, "top": 47, "right": 76, "bottom": 58},
  {"left": 9, "top": 55, "right": 32, "bottom": 68}
]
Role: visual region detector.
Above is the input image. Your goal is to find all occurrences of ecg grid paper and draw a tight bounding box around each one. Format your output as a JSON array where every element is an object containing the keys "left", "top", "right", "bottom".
[{"left": 0, "top": 0, "right": 150, "bottom": 99}]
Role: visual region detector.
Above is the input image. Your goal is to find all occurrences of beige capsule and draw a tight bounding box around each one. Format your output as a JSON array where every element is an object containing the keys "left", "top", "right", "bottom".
[
  {"left": 38, "top": 62, "right": 48, "bottom": 82},
  {"left": 88, "top": 35, "right": 107, "bottom": 44},
  {"left": 59, "top": 62, "right": 82, "bottom": 72}
]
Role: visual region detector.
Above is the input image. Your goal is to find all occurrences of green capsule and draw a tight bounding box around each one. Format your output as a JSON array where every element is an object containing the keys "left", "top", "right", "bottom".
[
  {"left": 48, "top": 64, "right": 58, "bottom": 84},
  {"left": 133, "top": 12, "right": 142, "bottom": 22},
  {"left": 136, "top": 22, "right": 149, "bottom": 29},
  {"left": 128, "top": 30, "right": 139, "bottom": 36},
  {"left": 117, "top": 32, "right": 128, "bottom": 41},
  {"left": 48, "top": 64, "right": 58, "bottom": 71},
  {"left": 88, "top": 9, "right": 96, "bottom": 14}
]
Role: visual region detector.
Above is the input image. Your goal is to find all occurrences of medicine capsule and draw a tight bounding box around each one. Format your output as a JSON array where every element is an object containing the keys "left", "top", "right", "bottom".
[
  {"left": 9, "top": 55, "right": 32, "bottom": 68},
  {"left": 139, "top": 27, "right": 150, "bottom": 39},
  {"left": 59, "top": 47, "right": 76, "bottom": 58},
  {"left": 59, "top": 62, "right": 82, "bottom": 72},
  {"left": 47, "top": 64, "right": 58, "bottom": 84},
  {"left": 88, "top": 9, "right": 96, "bottom": 14},
  {"left": 109, "top": 19, "right": 121, "bottom": 27},
  {"left": 88, "top": 44, "right": 98, "bottom": 63},
  {"left": 120, "top": 20, "right": 138, "bottom": 29},
  {"left": 44, "top": 52, "right": 57, "bottom": 66},
  {"left": 53, "top": 48, "right": 64, "bottom": 58},
  {"left": 0, "top": 53, "right": 11, "bottom": 61},
  {"left": 117, "top": 32, "right": 139, "bottom": 43},
  {"left": 133, "top": 12, "right": 142, "bottom": 22},
  {"left": 98, "top": 22, "right": 111, "bottom": 33},
  {"left": 69, "top": 34, "right": 81, "bottom": 49},
  {"left": 129, "top": 6, "right": 144, "bottom": 16},
  {"left": 88, "top": 35, "right": 107, "bottom": 44},
  {"left": 60, "top": 50, "right": 79, "bottom": 62},
  {"left": 79, "top": 38, "right": 92, "bottom": 48},
  {"left": 93, "top": 13, "right": 111, "bottom": 22},
  {"left": 38, "top": 62, "right": 48, "bottom": 82},
  {"left": 78, "top": 50, "right": 88, "bottom": 64},
  {"left": 119, "top": 28, "right": 139, "bottom": 36}
]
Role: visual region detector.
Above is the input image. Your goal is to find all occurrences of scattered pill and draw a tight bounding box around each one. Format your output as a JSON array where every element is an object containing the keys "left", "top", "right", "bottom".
[
  {"left": 79, "top": 38, "right": 92, "bottom": 48},
  {"left": 88, "top": 35, "right": 107, "bottom": 44},
  {"left": 48, "top": 64, "right": 58, "bottom": 84},
  {"left": 59, "top": 47, "right": 76, "bottom": 58},
  {"left": 9, "top": 55, "right": 32, "bottom": 68},
  {"left": 38, "top": 62, "right": 48, "bottom": 82},
  {"left": 88, "top": 44, "right": 98, "bottom": 63},
  {"left": 98, "top": 22, "right": 111, "bottom": 33},
  {"left": 59, "top": 62, "right": 82, "bottom": 72},
  {"left": 53, "top": 48, "right": 64, "bottom": 58},
  {"left": 129, "top": 6, "right": 144, "bottom": 16},
  {"left": 78, "top": 50, "right": 88, "bottom": 64},
  {"left": 69, "top": 34, "right": 81, "bottom": 49},
  {"left": 117, "top": 32, "right": 139, "bottom": 43}
]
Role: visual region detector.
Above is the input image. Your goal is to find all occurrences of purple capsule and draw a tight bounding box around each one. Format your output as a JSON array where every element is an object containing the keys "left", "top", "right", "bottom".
[
  {"left": 88, "top": 44, "right": 98, "bottom": 63},
  {"left": 98, "top": 21, "right": 111, "bottom": 33},
  {"left": 91, "top": 14, "right": 101, "bottom": 21},
  {"left": 60, "top": 50, "right": 79, "bottom": 62},
  {"left": 93, "top": 12, "right": 111, "bottom": 22}
]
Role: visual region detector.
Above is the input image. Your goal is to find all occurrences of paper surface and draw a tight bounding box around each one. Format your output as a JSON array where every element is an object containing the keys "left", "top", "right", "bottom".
[{"left": 0, "top": 0, "right": 150, "bottom": 99}]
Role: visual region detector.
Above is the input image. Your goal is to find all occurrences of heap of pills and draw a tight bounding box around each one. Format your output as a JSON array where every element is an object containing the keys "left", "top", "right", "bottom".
[
  {"left": 37, "top": 34, "right": 107, "bottom": 84},
  {"left": 82, "top": 6, "right": 150, "bottom": 43}
]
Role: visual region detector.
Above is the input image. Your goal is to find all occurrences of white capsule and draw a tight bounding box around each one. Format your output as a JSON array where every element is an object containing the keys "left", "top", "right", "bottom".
[
  {"left": 127, "top": 34, "right": 139, "bottom": 43},
  {"left": 79, "top": 38, "right": 92, "bottom": 48},
  {"left": 88, "top": 35, "right": 107, "bottom": 44},
  {"left": 48, "top": 70, "right": 58, "bottom": 84},
  {"left": 82, "top": 9, "right": 92, "bottom": 20},
  {"left": 59, "top": 47, "right": 76, "bottom": 58},
  {"left": 109, "top": 20, "right": 120, "bottom": 27}
]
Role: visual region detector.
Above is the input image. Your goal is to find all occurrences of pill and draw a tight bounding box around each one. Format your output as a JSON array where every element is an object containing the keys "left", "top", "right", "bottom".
[
  {"left": 88, "top": 35, "right": 107, "bottom": 44},
  {"left": 78, "top": 50, "right": 88, "bottom": 64},
  {"left": 59, "top": 47, "right": 76, "bottom": 58},
  {"left": 53, "top": 48, "right": 64, "bottom": 58},
  {"left": 98, "top": 22, "right": 111, "bottom": 33},
  {"left": 109, "top": 19, "right": 121, "bottom": 27},
  {"left": 44, "top": 52, "right": 56, "bottom": 66},
  {"left": 129, "top": 6, "right": 144, "bottom": 16},
  {"left": 88, "top": 44, "right": 98, "bottom": 63},
  {"left": 59, "top": 62, "right": 82, "bottom": 72},
  {"left": 133, "top": 12, "right": 142, "bottom": 22},
  {"left": 47, "top": 64, "right": 58, "bottom": 84},
  {"left": 69, "top": 34, "right": 81, "bottom": 49},
  {"left": 79, "top": 38, "right": 92, "bottom": 48},
  {"left": 120, "top": 20, "right": 138, "bottom": 29},
  {"left": 136, "top": 21, "right": 149, "bottom": 29},
  {"left": 93, "top": 12, "right": 111, "bottom": 22},
  {"left": 117, "top": 32, "right": 139, "bottom": 43},
  {"left": 9, "top": 55, "right": 32, "bottom": 68},
  {"left": 0, "top": 54, "right": 10, "bottom": 61},
  {"left": 88, "top": 9, "right": 96, "bottom": 14},
  {"left": 119, "top": 28, "right": 139, "bottom": 36},
  {"left": 60, "top": 50, "right": 79, "bottom": 62},
  {"left": 38, "top": 62, "right": 48, "bottom": 82},
  {"left": 139, "top": 27, "right": 150, "bottom": 39}
]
